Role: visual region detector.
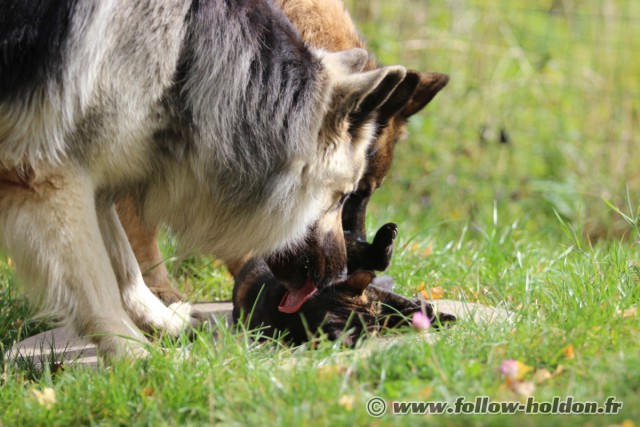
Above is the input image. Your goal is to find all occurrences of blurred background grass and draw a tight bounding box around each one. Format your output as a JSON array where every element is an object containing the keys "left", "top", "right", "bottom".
[{"left": 346, "top": 0, "right": 639, "bottom": 241}]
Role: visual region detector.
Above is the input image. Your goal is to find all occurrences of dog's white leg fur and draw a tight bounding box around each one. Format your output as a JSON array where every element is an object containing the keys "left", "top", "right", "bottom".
[
  {"left": 97, "top": 205, "right": 196, "bottom": 335},
  {"left": 0, "top": 168, "right": 148, "bottom": 358}
]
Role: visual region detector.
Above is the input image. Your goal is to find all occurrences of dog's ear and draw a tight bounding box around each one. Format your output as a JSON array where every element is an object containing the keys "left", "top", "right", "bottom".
[
  {"left": 351, "top": 66, "right": 408, "bottom": 124},
  {"left": 328, "top": 64, "right": 407, "bottom": 126},
  {"left": 375, "top": 71, "right": 421, "bottom": 123},
  {"left": 342, "top": 271, "right": 376, "bottom": 295},
  {"left": 323, "top": 48, "right": 369, "bottom": 73},
  {"left": 401, "top": 71, "right": 449, "bottom": 118}
]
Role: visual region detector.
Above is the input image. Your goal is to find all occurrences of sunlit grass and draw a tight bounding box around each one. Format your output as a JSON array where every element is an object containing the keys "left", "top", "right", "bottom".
[{"left": 2, "top": 1, "right": 640, "bottom": 425}]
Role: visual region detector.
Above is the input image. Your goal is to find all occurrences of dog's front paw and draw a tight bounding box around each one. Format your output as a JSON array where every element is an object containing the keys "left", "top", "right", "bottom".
[
  {"left": 368, "top": 222, "right": 397, "bottom": 271},
  {"left": 149, "top": 284, "right": 185, "bottom": 305},
  {"left": 162, "top": 302, "right": 201, "bottom": 335}
]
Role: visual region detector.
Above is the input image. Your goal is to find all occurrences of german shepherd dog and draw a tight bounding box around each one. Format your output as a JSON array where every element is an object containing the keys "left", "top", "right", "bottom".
[
  {"left": 119, "top": 0, "right": 450, "bottom": 300},
  {"left": 0, "top": 0, "right": 410, "bottom": 357}
]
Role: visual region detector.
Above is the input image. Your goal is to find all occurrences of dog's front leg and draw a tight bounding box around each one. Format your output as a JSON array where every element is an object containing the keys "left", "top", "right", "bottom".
[
  {"left": 96, "top": 203, "right": 198, "bottom": 337},
  {"left": 0, "top": 168, "right": 148, "bottom": 358}
]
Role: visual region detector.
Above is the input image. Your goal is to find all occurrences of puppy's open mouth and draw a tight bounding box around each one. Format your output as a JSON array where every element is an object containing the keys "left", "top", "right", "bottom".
[{"left": 277, "top": 277, "right": 318, "bottom": 313}]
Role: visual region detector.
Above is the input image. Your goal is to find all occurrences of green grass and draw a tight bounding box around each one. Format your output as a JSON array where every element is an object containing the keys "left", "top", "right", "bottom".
[{"left": 2, "top": 1, "right": 640, "bottom": 425}]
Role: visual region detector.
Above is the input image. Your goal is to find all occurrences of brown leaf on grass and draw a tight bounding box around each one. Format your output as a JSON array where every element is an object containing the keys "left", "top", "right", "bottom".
[
  {"left": 617, "top": 307, "right": 637, "bottom": 318},
  {"left": 532, "top": 365, "right": 565, "bottom": 384},
  {"left": 418, "top": 386, "right": 433, "bottom": 399},
  {"left": 51, "top": 362, "right": 65, "bottom": 376},
  {"left": 500, "top": 360, "right": 533, "bottom": 381},
  {"left": 317, "top": 365, "right": 349, "bottom": 381},
  {"left": 30, "top": 387, "right": 56, "bottom": 409},
  {"left": 339, "top": 395, "right": 354, "bottom": 411},
  {"left": 421, "top": 286, "right": 445, "bottom": 300},
  {"left": 607, "top": 420, "right": 636, "bottom": 427},
  {"left": 533, "top": 369, "right": 552, "bottom": 384},
  {"left": 421, "top": 242, "right": 433, "bottom": 257},
  {"left": 562, "top": 344, "right": 575, "bottom": 360},
  {"left": 142, "top": 387, "right": 155, "bottom": 398},
  {"left": 510, "top": 380, "right": 535, "bottom": 397}
]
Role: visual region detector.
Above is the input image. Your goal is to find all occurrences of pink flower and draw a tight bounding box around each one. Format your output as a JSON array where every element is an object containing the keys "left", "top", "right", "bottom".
[
  {"left": 500, "top": 359, "right": 534, "bottom": 380},
  {"left": 412, "top": 311, "right": 432, "bottom": 330},
  {"left": 500, "top": 360, "right": 519, "bottom": 379}
]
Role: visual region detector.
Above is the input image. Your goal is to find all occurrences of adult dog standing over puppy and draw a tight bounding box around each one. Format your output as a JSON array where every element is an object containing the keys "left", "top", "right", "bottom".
[{"left": 0, "top": 0, "right": 406, "bottom": 357}]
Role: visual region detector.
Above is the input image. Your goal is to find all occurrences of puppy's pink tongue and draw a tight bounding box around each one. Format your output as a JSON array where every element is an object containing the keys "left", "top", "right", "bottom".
[{"left": 278, "top": 278, "right": 318, "bottom": 314}]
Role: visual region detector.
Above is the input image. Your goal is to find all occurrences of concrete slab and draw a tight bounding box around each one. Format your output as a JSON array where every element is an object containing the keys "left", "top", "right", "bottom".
[
  {"left": 6, "top": 302, "right": 234, "bottom": 369},
  {"left": 6, "top": 300, "right": 511, "bottom": 369}
]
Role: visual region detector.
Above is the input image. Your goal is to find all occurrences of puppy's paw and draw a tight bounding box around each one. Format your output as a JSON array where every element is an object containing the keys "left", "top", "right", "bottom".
[
  {"left": 423, "top": 302, "right": 456, "bottom": 329},
  {"left": 368, "top": 222, "right": 398, "bottom": 271}
]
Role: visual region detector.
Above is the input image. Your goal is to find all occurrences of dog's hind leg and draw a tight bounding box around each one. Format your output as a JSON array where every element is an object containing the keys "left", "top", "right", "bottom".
[
  {"left": 115, "top": 195, "right": 184, "bottom": 304},
  {"left": 97, "top": 204, "right": 198, "bottom": 336},
  {"left": 0, "top": 169, "right": 149, "bottom": 358}
]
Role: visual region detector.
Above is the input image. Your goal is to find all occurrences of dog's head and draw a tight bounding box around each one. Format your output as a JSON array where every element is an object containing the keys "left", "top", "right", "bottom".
[
  {"left": 342, "top": 70, "right": 450, "bottom": 243},
  {"left": 267, "top": 49, "right": 409, "bottom": 290},
  {"left": 267, "top": 52, "right": 448, "bottom": 293}
]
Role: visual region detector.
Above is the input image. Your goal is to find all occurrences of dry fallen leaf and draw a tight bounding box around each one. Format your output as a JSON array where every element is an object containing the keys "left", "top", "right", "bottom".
[
  {"left": 562, "top": 344, "right": 575, "bottom": 360},
  {"left": 418, "top": 386, "right": 433, "bottom": 400},
  {"left": 510, "top": 380, "right": 535, "bottom": 397},
  {"left": 339, "top": 395, "right": 354, "bottom": 411},
  {"left": 421, "top": 286, "right": 445, "bottom": 300},
  {"left": 500, "top": 360, "right": 533, "bottom": 381},
  {"left": 533, "top": 369, "right": 553, "bottom": 384},
  {"left": 607, "top": 420, "right": 637, "bottom": 427},
  {"left": 617, "top": 307, "right": 637, "bottom": 318},
  {"left": 421, "top": 242, "right": 433, "bottom": 257},
  {"left": 30, "top": 387, "right": 56, "bottom": 409},
  {"left": 317, "top": 365, "right": 348, "bottom": 381}
]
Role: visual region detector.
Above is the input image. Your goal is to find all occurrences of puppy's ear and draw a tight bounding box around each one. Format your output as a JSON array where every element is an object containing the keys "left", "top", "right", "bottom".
[
  {"left": 343, "top": 271, "right": 376, "bottom": 295},
  {"left": 401, "top": 71, "right": 449, "bottom": 118}
]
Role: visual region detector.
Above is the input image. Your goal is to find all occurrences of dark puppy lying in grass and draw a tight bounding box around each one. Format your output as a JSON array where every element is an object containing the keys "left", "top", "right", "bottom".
[{"left": 232, "top": 224, "right": 456, "bottom": 346}]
